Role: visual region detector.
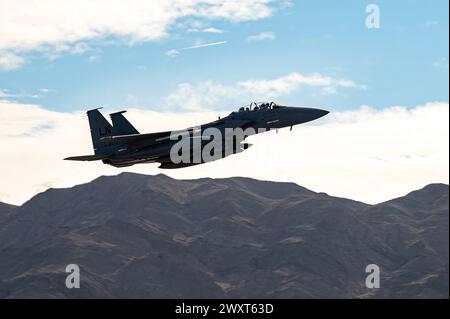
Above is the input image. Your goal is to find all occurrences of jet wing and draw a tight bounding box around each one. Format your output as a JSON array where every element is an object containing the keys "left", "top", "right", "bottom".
[
  {"left": 99, "top": 129, "right": 198, "bottom": 147},
  {"left": 99, "top": 119, "right": 254, "bottom": 147},
  {"left": 64, "top": 154, "right": 109, "bottom": 161},
  {"left": 99, "top": 131, "right": 171, "bottom": 146}
]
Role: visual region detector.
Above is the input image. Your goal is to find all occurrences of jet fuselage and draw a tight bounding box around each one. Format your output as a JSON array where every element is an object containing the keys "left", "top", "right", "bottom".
[{"left": 65, "top": 102, "right": 329, "bottom": 169}]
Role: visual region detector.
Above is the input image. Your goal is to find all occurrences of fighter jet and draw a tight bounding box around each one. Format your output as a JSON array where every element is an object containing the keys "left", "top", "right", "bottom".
[{"left": 64, "top": 102, "right": 329, "bottom": 169}]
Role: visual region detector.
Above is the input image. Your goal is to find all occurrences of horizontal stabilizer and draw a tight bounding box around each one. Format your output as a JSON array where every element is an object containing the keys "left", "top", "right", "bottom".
[{"left": 64, "top": 154, "right": 108, "bottom": 161}]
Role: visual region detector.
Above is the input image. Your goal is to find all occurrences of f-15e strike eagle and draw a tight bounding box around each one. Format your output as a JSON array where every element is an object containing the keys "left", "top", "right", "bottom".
[{"left": 64, "top": 102, "right": 329, "bottom": 169}]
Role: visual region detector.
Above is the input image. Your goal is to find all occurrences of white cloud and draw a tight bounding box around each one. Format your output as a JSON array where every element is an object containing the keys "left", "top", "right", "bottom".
[
  {"left": 203, "top": 27, "right": 225, "bottom": 33},
  {"left": 422, "top": 20, "right": 439, "bottom": 28},
  {"left": 0, "top": 89, "right": 11, "bottom": 98},
  {"left": 0, "top": 0, "right": 274, "bottom": 68},
  {"left": 246, "top": 31, "right": 276, "bottom": 42},
  {"left": 280, "top": 1, "right": 294, "bottom": 8},
  {"left": 0, "top": 100, "right": 448, "bottom": 205},
  {"left": 238, "top": 73, "right": 330, "bottom": 95},
  {"left": 165, "top": 49, "right": 180, "bottom": 57},
  {"left": 433, "top": 59, "right": 449, "bottom": 70},
  {"left": 237, "top": 72, "right": 366, "bottom": 97},
  {"left": 166, "top": 72, "right": 366, "bottom": 110},
  {"left": 87, "top": 55, "right": 100, "bottom": 63},
  {"left": 0, "top": 88, "right": 53, "bottom": 100},
  {"left": 0, "top": 51, "right": 26, "bottom": 70},
  {"left": 166, "top": 81, "right": 235, "bottom": 111},
  {"left": 188, "top": 27, "right": 225, "bottom": 33},
  {"left": 39, "top": 88, "right": 52, "bottom": 93},
  {"left": 70, "top": 42, "right": 92, "bottom": 54}
]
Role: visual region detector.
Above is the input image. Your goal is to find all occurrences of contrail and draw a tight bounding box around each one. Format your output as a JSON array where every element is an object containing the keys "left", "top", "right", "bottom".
[
  {"left": 182, "top": 41, "right": 227, "bottom": 50},
  {"left": 166, "top": 41, "right": 227, "bottom": 57}
]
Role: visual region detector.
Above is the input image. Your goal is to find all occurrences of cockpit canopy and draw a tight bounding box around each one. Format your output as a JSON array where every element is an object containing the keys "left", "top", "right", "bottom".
[{"left": 238, "top": 101, "right": 283, "bottom": 112}]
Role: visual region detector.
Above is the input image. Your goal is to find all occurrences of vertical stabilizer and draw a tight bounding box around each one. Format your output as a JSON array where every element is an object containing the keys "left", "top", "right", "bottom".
[
  {"left": 86, "top": 108, "right": 113, "bottom": 154},
  {"left": 110, "top": 111, "right": 139, "bottom": 135}
]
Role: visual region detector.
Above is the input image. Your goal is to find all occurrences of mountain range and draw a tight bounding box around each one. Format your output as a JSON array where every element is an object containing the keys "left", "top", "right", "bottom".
[{"left": 0, "top": 173, "right": 448, "bottom": 298}]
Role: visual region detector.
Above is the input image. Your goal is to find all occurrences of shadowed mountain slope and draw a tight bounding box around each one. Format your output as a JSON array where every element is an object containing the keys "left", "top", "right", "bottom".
[{"left": 0, "top": 173, "right": 447, "bottom": 298}]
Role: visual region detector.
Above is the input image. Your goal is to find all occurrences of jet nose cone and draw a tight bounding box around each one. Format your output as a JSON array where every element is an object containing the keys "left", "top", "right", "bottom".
[
  {"left": 310, "top": 108, "right": 329, "bottom": 120},
  {"left": 286, "top": 107, "right": 330, "bottom": 125},
  {"left": 282, "top": 106, "right": 330, "bottom": 126}
]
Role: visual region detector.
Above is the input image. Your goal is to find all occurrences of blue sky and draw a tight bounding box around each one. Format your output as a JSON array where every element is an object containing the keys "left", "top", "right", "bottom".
[
  {"left": 1, "top": 0, "right": 448, "bottom": 113},
  {"left": 0, "top": 1, "right": 448, "bottom": 205}
]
